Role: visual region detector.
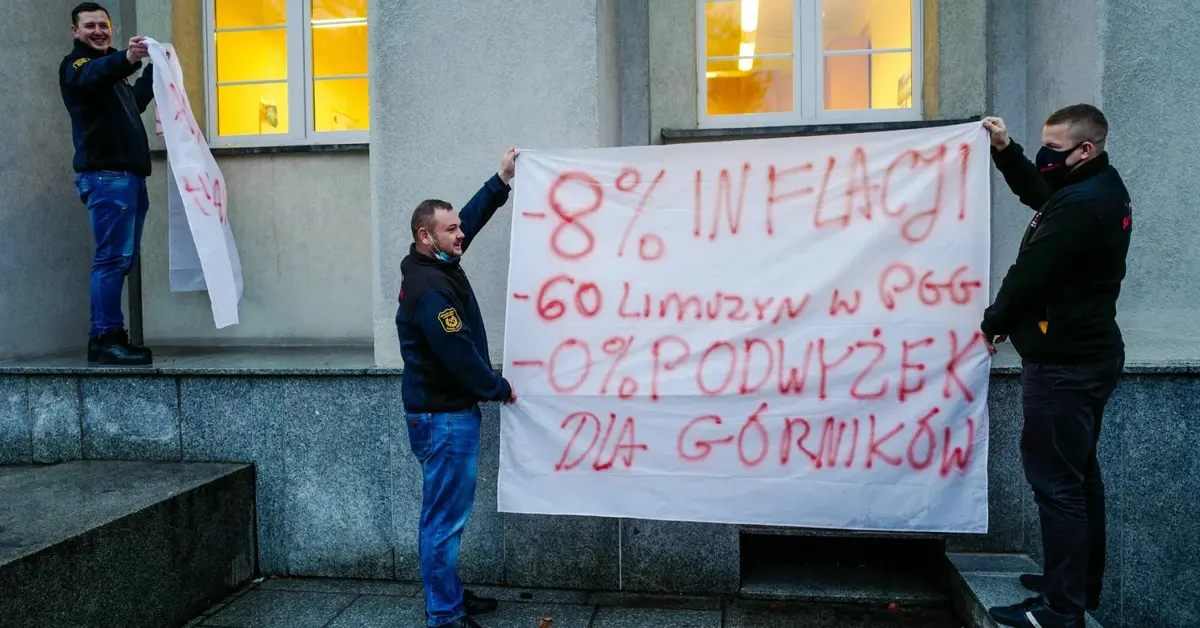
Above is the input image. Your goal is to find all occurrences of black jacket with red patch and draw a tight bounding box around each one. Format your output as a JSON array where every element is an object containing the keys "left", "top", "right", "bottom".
[
  {"left": 982, "top": 141, "right": 1132, "bottom": 364},
  {"left": 394, "top": 175, "right": 513, "bottom": 413}
]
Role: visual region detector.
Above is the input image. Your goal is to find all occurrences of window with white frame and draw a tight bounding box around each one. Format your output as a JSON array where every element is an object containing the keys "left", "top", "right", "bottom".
[
  {"left": 204, "top": 0, "right": 369, "bottom": 146},
  {"left": 698, "top": 0, "right": 922, "bottom": 128}
]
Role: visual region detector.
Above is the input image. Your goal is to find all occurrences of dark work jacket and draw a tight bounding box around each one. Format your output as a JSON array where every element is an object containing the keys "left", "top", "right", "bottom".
[
  {"left": 395, "top": 174, "right": 513, "bottom": 413},
  {"left": 982, "top": 141, "right": 1132, "bottom": 364},
  {"left": 59, "top": 40, "right": 154, "bottom": 178}
]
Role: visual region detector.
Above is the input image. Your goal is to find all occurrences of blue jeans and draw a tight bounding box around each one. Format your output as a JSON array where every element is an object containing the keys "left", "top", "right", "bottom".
[
  {"left": 75, "top": 171, "right": 150, "bottom": 338},
  {"left": 405, "top": 406, "right": 482, "bottom": 626}
]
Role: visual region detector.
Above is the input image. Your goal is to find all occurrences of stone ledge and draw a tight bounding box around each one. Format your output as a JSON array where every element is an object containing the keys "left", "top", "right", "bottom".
[
  {"left": 4, "top": 363, "right": 1196, "bottom": 376},
  {"left": 662, "top": 117, "right": 982, "bottom": 142},
  {"left": 150, "top": 143, "right": 368, "bottom": 159}
]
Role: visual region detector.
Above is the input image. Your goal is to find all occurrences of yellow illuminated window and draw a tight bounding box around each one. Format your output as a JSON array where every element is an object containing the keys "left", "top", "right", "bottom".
[
  {"left": 822, "top": 0, "right": 913, "bottom": 112},
  {"left": 699, "top": 0, "right": 922, "bottom": 126},
  {"left": 311, "top": 0, "right": 368, "bottom": 132},
  {"left": 703, "top": 0, "right": 795, "bottom": 117},
  {"left": 206, "top": 0, "right": 370, "bottom": 145}
]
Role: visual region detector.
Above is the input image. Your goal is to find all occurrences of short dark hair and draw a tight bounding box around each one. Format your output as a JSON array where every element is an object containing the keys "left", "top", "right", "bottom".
[
  {"left": 411, "top": 199, "right": 453, "bottom": 240},
  {"left": 1045, "top": 104, "right": 1108, "bottom": 148},
  {"left": 72, "top": 2, "right": 110, "bottom": 25}
]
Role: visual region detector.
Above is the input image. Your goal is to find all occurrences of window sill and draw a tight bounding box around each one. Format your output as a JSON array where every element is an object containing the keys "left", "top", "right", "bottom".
[
  {"left": 662, "top": 117, "right": 982, "bottom": 142},
  {"left": 150, "top": 143, "right": 369, "bottom": 158}
]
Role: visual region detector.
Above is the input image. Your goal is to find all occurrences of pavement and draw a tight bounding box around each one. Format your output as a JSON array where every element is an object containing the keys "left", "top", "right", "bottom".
[{"left": 185, "top": 577, "right": 965, "bottom": 628}]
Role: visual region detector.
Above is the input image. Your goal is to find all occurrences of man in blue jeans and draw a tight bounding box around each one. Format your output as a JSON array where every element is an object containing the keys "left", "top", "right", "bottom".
[
  {"left": 59, "top": 2, "right": 156, "bottom": 365},
  {"left": 395, "top": 148, "right": 519, "bottom": 628}
]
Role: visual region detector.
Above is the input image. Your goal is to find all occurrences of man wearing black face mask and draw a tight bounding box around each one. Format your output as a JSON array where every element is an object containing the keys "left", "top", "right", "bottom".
[{"left": 979, "top": 105, "right": 1132, "bottom": 628}]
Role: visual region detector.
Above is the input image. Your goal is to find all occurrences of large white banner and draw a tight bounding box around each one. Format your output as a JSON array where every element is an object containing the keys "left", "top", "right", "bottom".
[
  {"left": 499, "top": 122, "right": 992, "bottom": 533},
  {"left": 147, "top": 39, "right": 243, "bottom": 328}
]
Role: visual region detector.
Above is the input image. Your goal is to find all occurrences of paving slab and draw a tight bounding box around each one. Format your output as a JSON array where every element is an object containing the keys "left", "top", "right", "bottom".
[
  {"left": 200, "top": 589, "right": 356, "bottom": 628},
  {"left": 470, "top": 601, "right": 595, "bottom": 628},
  {"left": 257, "top": 576, "right": 422, "bottom": 598},
  {"left": 592, "top": 607, "right": 722, "bottom": 627},
  {"left": 325, "top": 595, "right": 425, "bottom": 627},
  {"left": 726, "top": 600, "right": 961, "bottom": 628}
]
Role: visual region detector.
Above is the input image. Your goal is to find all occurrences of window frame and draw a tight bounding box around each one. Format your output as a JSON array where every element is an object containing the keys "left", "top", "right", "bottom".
[
  {"left": 696, "top": 0, "right": 923, "bottom": 129},
  {"left": 202, "top": 0, "right": 370, "bottom": 148}
]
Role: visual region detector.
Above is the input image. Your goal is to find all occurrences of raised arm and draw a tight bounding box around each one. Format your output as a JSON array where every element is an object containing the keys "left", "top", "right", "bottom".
[
  {"left": 458, "top": 147, "right": 519, "bottom": 251},
  {"left": 61, "top": 50, "right": 140, "bottom": 89},
  {"left": 992, "top": 141, "right": 1054, "bottom": 211},
  {"left": 983, "top": 117, "right": 1053, "bottom": 211}
]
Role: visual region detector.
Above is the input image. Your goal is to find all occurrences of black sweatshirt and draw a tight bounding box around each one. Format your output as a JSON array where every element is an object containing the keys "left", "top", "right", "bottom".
[
  {"left": 59, "top": 40, "right": 154, "bottom": 178},
  {"left": 982, "top": 140, "right": 1132, "bottom": 364}
]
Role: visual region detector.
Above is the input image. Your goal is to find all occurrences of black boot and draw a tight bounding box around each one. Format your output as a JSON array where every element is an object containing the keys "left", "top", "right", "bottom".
[
  {"left": 88, "top": 330, "right": 152, "bottom": 366},
  {"left": 464, "top": 589, "right": 498, "bottom": 616},
  {"left": 426, "top": 590, "right": 499, "bottom": 624},
  {"left": 990, "top": 596, "right": 1083, "bottom": 628},
  {"left": 1019, "top": 574, "right": 1099, "bottom": 611}
]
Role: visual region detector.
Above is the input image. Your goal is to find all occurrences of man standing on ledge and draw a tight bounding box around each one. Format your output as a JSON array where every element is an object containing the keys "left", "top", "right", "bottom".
[
  {"left": 396, "top": 148, "right": 519, "bottom": 628},
  {"left": 59, "top": 2, "right": 156, "bottom": 366},
  {"left": 981, "top": 105, "right": 1132, "bottom": 628}
]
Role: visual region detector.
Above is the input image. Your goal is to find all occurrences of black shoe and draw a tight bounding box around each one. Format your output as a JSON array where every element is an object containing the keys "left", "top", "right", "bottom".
[
  {"left": 433, "top": 617, "right": 483, "bottom": 628},
  {"left": 464, "top": 589, "right": 498, "bottom": 616},
  {"left": 88, "top": 331, "right": 152, "bottom": 366},
  {"left": 426, "top": 590, "right": 499, "bottom": 623},
  {"left": 990, "top": 596, "right": 1083, "bottom": 628},
  {"left": 1019, "top": 574, "right": 1099, "bottom": 611}
]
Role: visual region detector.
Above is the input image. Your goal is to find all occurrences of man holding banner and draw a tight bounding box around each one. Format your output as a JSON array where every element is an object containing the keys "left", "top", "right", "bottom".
[
  {"left": 396, "top": 148, "right": 519, "bottom": 628},
  {"left": 981, "top": 106, "right": 1131, "bottom": 628},
  {"left": 58, "top": 2, "right": 155, "bottom": 366}
]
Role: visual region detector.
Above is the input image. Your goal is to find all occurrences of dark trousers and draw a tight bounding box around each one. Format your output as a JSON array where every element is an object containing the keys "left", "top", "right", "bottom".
[{"left": 1020, "top": 357, "right": 1123, "bottom": 616}]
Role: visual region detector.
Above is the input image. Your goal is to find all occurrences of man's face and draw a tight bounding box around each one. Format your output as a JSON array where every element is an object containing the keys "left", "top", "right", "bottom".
[
  {"left": 73, "top": 10, "right": 112, "bottom": 53},
  {"left": 1041, "top": 122, "right": 1088, "bottom": 168},
  {"left": 422, "top": 208, "right": 465, "bottom": 257}
]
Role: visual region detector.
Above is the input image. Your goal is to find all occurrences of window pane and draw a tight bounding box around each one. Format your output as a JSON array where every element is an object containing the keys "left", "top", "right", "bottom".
[
  {"left": 823, "top": 52, "right": 912, "bottom": 111},
  {"left": 705, "top": 0, "right": 793, "bottom": 58},
  {"left": 822, "top": 0, "right": 912, "bottom": 52},
  {"left": 313, "top": 79, "right": 369, "bottom": 131},
  {"left": 312, "top": 21, "right": 368, "bottom": 77},
  {"left": 216, "top": 83, "right": 289, "bottom": 135},
  {"left": 312, "top": 0, "right": 367, "bottom": 21},
  {"left": 214, "top": 0, "right": 286, "bottom": 30},
  {"left": 705, "top": 57, "right": 793, "bottom": 116},
  {"left": 216, "top": 29, "right": 288, "bottom": 83}
]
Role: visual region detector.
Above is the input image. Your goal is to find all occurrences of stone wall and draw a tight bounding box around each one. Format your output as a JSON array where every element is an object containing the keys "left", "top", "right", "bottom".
[
  {"left": 1, "top": 369, "right": 1195, "bottom": 626},
  {"left": 0, "top": 0, "right": 137, "bottom": 360}
]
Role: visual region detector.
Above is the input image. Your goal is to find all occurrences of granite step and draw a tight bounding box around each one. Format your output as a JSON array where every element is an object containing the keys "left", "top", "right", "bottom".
[
  {"left": 947, "top": 552, "right": 1104, "bottom": 628},
  {"left": 0, "top": 460, "right": 257, "bottom": 628}
]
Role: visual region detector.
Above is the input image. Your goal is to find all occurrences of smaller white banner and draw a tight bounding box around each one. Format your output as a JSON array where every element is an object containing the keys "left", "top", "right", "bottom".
[{"left": 147, "top": 38, "right": 243, "bottom": 328}]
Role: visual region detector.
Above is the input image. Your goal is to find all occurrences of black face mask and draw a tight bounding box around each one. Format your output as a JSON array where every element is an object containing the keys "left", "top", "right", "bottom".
[{"left": 1035, "top": 142, "right": 1083, "bottom": 185}]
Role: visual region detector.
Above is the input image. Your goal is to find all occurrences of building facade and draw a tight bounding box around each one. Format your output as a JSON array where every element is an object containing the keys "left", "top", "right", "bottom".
[{"left": 2, "top": 1, "right": 1198, "bottom": 627}]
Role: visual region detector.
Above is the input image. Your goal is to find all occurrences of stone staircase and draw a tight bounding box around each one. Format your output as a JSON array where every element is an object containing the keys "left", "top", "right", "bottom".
[
  {"left": 948, "top": 553, "right": 1105, "bottom": 628},
  {"left": 0, "top": 460, "right": 257, "bottom": 628}
]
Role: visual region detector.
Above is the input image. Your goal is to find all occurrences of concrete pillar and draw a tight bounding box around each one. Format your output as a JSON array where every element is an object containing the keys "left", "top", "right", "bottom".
[
  {"left": 370, "top": 0, "right": 621, "bottom": 367},
  {"left": 1097, "top": 0, "right": 1200, "bottom": 362}
]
